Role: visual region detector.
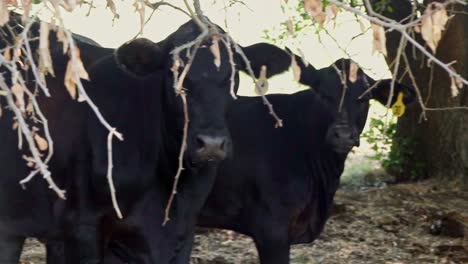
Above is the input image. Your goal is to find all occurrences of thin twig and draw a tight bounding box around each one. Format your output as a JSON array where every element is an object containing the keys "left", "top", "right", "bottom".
[
  {"left": 328, "top": 0, "right": 468, "bottom": 86},
  {"left": 144, "top": 0, "right": 191, "bottom": 17},
  {"left": 402, "top": 53, "right": 427, "bottom": 121},
  {"left": 386, "top": 33, "right": 406, "bottom": 108},
  {"left": 220, "top": 37, "right": 237, "bottom": 99},
  {"left": 0, "top": 74, "right": 66, "bottom": 199},
  {"left": 163, "top": 92, "right": 189, "bottom": 226},
  {"left": 107, "top": 128, "right": 123, "bottom": 219},
  {"left": 231, "top": 40, "right": 283, "bottom": 127}
]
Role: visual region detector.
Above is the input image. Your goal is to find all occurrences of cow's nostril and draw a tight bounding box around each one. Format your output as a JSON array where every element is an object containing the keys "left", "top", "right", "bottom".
[
  {"left": 195, "top": 134, "right": 228, "bottom": 161},
  {"left": 220, "top": 139, "right": 226, "bottom": 151},
  {"left": 196, "top": 135, "right": 206, "bottom": 149}
]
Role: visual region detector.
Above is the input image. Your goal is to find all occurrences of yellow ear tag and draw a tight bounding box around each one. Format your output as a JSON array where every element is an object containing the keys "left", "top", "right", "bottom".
[{"left": 391, "top": 92, "right": 406, "bottom": 117}]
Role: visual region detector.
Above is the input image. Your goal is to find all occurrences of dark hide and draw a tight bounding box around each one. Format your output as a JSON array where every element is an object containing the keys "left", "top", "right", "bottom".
[
  {"left": 8, "top": 16, "right": 292, "bottom": 264},
  {"left": 194, "top": 56, "right": 416, "bottom": 264}
]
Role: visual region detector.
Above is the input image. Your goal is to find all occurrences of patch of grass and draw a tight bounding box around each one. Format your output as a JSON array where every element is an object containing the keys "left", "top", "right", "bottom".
[{"left": 341, "top": 158, "right": 375, "bottom": 187}]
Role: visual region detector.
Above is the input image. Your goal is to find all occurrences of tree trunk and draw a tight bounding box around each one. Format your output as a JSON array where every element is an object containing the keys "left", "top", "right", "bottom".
[{"left": 372, "top": 1, "right": 468, "bottom": 181}]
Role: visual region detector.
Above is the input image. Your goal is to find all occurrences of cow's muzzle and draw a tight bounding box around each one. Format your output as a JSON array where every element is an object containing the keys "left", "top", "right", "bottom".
[
  {"left": 326, "top": 123, "right": 360, "bottom": 154},
  {"left": 194, "top": 134, "right": 228, "bottom": 162}
]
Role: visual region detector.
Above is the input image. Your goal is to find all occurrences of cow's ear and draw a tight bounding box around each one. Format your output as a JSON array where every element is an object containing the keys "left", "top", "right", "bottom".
[
  {"left": 284, "top": 47, "right": 320, "bottom": 88},
  {"left": 115, "top": 38, "right": 165, "bottom": 76},
  {"left": 371, "top": 79, "right": 417, "bottom": 106},
  {"left": 236, "top": 43, "right": 291, "bottom": 78}
]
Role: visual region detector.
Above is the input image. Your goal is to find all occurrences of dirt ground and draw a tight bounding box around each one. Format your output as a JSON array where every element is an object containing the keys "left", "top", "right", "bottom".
[{"left": 20, "top": 179, "right": 468, "bottom": 264}]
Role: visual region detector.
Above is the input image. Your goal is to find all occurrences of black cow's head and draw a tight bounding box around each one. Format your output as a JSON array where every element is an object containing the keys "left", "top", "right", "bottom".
[
  {"left": 115, "top": 20, "right": 291, "bottom": 165},
  {"left": 295, "top": 57, "right": 416, "bottom": 154}
]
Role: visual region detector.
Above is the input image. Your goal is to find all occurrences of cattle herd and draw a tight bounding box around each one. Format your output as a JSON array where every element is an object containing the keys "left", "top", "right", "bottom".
[{"left": 0, "top": 13, "right": 416, "bottom": 264}]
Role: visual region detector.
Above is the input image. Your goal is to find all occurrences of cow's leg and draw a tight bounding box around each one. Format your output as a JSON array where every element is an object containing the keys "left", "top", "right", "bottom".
[
  {"left": 254, "top": 236, "right": 290, "bottom": 264},
  {"left": 0, "top": 236, "right": 25, "bottom": 263},
  {"left": 65, "top": 224, "right": 102, "bottom": 264},
  {"left": 252, "top": 221, "right": 290, "bottom": 264}
]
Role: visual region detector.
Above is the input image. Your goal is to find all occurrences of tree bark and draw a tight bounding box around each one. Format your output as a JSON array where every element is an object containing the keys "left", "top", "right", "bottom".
[{"left": 372, "top": 0, "right": 468, "bottom": 181}]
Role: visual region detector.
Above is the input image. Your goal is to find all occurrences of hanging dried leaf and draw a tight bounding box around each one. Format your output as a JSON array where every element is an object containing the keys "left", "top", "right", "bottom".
[
  {"left": 371, "top": 23, "right": 387, "bottom": 56},
  {"left": 3, "top": 47, "right": 11, "bottom": 62},
  {"left": 26, "top": 98, "right": 34, "bottom": 115},
  {"left": 298, "top": 48, "right": 309, "bottom": 67},
  {"left": 291, "top": 54, "right": 301, "bottom": 82},
  {"left": 449, "top": 69, "right": 463, "bottom": 98},
  {"left": 11, "top": 83, "right": 25, "bottom": 113},
  {"left": 255, "top": 65, "right": 269, "bottom": 96},
  {"left": 210, "top": 36, "right": 221, "bottom": 70},
  {"left": 286, "top": 17, "right": 295, "bottom": 35},
  {"left": 326, "top": 4, "right": 339, "bottom": 21},
  {"left": 358, "top": 19, "right": 366, "bottom": 33},
  {"left": 0, "top": 1, "right": 10, "bottom": 26},
  {"left": 349, "top": 62, "right": 359, "bottom": 83},
  {"left": 304, "top": 0, "right": 323, "bottom": 17},
  {"left": 56, "top": 28, "right": 69, "bottom": 54},
  {"left": 13, "top": 37, "right": 23, "bottom": 61},
  {"left": 419, "top": 3, "right": 449, "bottom": 54},
  {"left": 64, "top": 47, "right": 89, "bottom": 100},
  {"left": 107, "top": 0, "right": 119, "bottom": 19},
  {"left": 64, "top": 60, "right": 76, "bottom": 99},
  {"left": 34, "top": 134, "right": 49, "bottom": 151},
  {"left": 39, "top": 22, "right": 55, "bottom": 77},
  {"left": 304, "top": 0, "right": 325, "bottom": 25},
  {"left": 133, "top": 0, "right": 146, "bottom": 35}
]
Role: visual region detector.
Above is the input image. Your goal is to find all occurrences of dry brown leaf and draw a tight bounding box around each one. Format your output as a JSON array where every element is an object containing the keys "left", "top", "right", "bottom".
[
  {"left": 255, "top": 65, "right": 269, "bottom": 96},
  {"left": 34, "top": 134, "right": 48, "bottom": 151},
  {"left": 304, "top": 0, "right": 326, "bottom": 25},
  {"left": 450, "top": 77, "right": 459, "bottom": 97},
  {"left": 349, "top": 62, "right": 359, "bottom": 83},
  {"left": 286, "top": 17, "right": 295, "bottom": 35},
  {"left": 210, "top": 36, "right": 221, "bottom": 70},
  {"left": 291, "top": 54, "right": 301, "bottom": 82},
  {"left": 11, "top": 83, "right": 25, "bottom": 112},
  {"left": 64, "top": 47, "right": 89, "bottom": 100},
  {"left": 26, "top": 98, "right": 34, "bottom": 115},
  {"left": 133, "top": 0, "right": 145, "bottom": 35},
  {"left": 107, "top": 0, "right": 119, "bottom": 19},
  {"left": 326, "top": 4, "right": 339, "bottom": 21},
  {"left": 73, "top": 47, "right": 90, "bottom": 80},
  {"left": 371, "top": 23, "right": 387, "bottom": 56},
  {"left": 13, "top": 37, "right": 22, "bottom": 61},
  {"left": 39, "top": 21, "right": 55, "bottom": 77},
  {"left": 419, "top": 3, "right": 449, "bottom": 54},
  {"left": 358, "top": 19, "right": 366, "bottom": 33},
  {"left": 64, "top": 60, "right": 76, "bottom": 99},
  {"left": 56, "top": 29, "right": 69, "bottom": 54},
  {"left": 3, "top": 47, "right": 11, "bottom": 62},
  {"left": 0, "top": 1, "right": 10, "bottom": 26},
  {"left": 304, "top": 0, "right": 323, "bottom": 17},
  {"left": 449, "top": 69, "right": 463, "bottom": 97}
]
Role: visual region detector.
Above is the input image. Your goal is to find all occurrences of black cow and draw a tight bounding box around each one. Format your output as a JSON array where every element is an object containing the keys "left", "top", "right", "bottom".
[
  {"left": 103, "top": 51, "right": 416, "bottom": 263},
  {"left": 1, "top": 14, "right": 291, "bottom": 264},
  {"left": 194, "top": 56, "right": 416, "bottom": 263}
]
